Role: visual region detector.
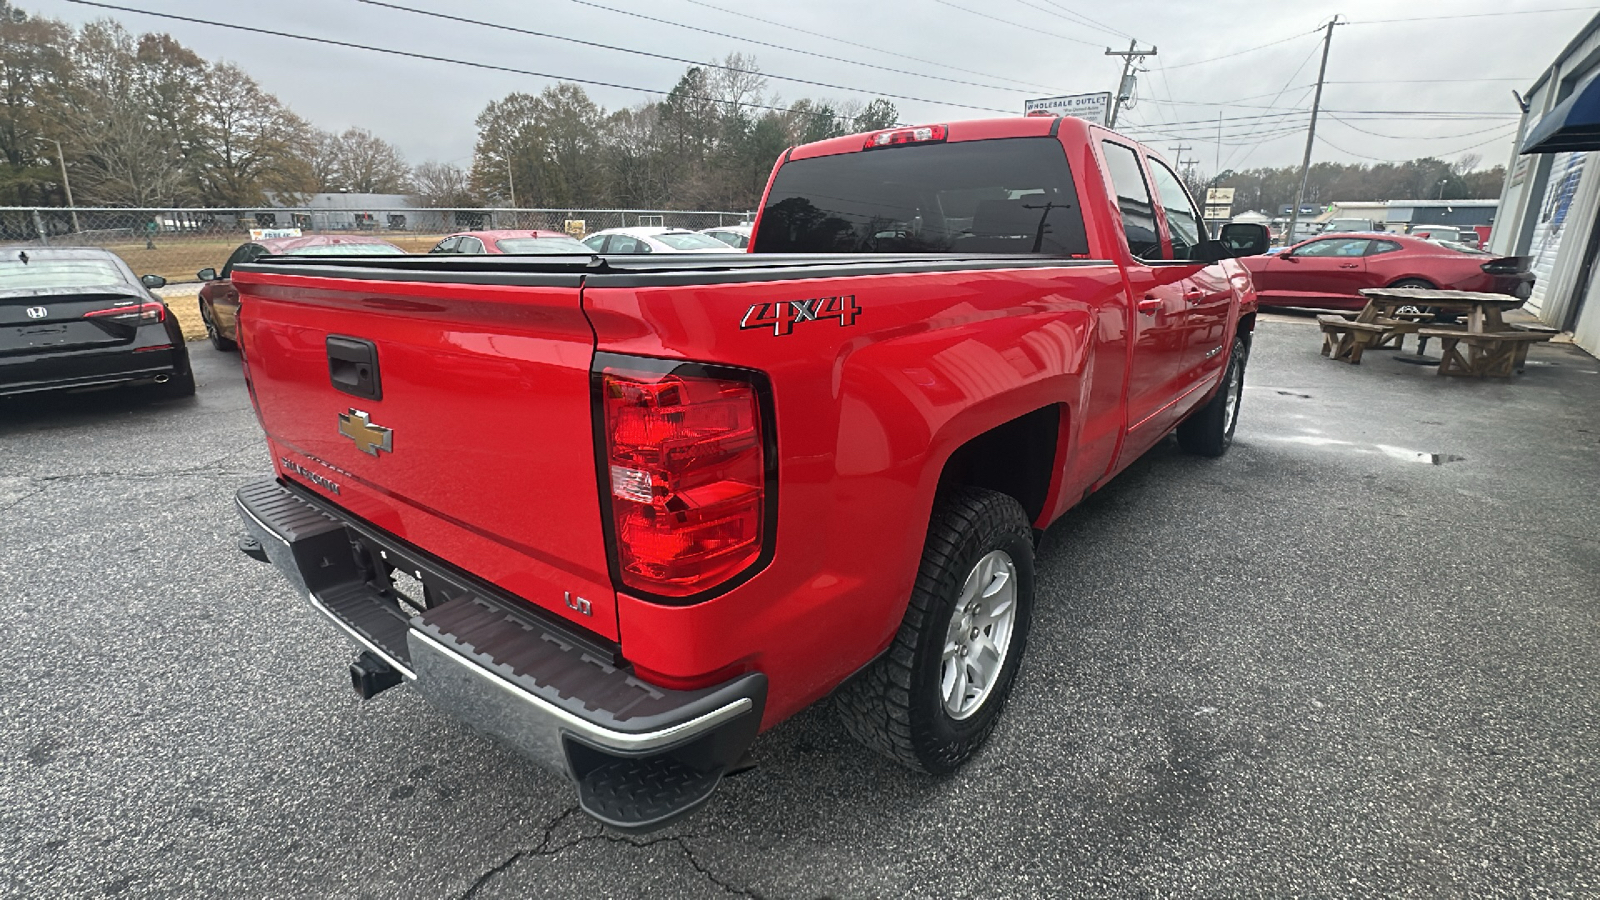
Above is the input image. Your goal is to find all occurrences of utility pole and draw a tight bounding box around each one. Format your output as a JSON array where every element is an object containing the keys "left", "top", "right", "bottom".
[
  {"left": 46, "top": 138, "right": 79, "bottom": 234},
  {"left": 1286, "top": 17, "right": 1341, "bottom": 246},
  {"left": 1170, "top": 144, "right": 1193, "bottom": 171},
  {"left": 1105, "top": 40, "right": 1157, "bottom": 128},
  {"left": 1216, "top": 112, "right": 1223, "bottom": 174}
]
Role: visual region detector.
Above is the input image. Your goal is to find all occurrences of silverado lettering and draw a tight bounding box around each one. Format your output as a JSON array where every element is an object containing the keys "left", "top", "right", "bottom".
[{"left": 230, "top": 115, "right": 1269, "bottom": 834}]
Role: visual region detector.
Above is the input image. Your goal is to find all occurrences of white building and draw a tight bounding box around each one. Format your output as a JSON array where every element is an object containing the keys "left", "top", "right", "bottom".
[{"left": 1491, "top": 12, "right": 1600, "bottom": 356}]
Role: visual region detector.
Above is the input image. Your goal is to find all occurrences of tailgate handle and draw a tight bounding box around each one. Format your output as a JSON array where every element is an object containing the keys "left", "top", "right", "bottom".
[{"left": 327, "top": 336, "right": 382, "bottom": 401}]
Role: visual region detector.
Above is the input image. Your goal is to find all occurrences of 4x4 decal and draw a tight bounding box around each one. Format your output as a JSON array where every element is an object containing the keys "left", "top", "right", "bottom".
[{"left": 740, "top": 295, "right": 861, "bottom": 336}]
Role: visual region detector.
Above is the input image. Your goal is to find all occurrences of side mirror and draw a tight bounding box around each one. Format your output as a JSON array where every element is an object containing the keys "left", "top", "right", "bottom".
[
  {"left": 197, "top": 267, "right": 217, "bottom": 282},
  {"left": 140, "top": 274, "right": 167, "bottom": 289},
  {"left": 1219, "top": 222, "right": 1271, "bottom": 257}
]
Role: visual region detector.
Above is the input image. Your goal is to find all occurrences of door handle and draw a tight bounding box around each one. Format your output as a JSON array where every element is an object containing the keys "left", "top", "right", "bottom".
[
  {"left": 1338, "top": 263, "right": 1360, "bottom": 269},
  {"left": 1183, "top": 288, "right": 1205, "bottom": 303},
  {"left": 1137, "top": 295, "right": 1162, "bottom": 315}
]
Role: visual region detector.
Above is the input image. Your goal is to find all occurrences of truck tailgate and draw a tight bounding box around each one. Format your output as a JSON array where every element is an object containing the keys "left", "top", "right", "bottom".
[{"left": 234, "top": 270, "right": 618, "bottom": 640}]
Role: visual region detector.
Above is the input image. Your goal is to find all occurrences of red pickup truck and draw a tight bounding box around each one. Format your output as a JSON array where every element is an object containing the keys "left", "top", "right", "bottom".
[{"left": 232, "top": 116, "right": 1268, "bottom": 832}]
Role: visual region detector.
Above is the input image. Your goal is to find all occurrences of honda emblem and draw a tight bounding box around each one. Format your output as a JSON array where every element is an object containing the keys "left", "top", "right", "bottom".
[{"left": 25, "top": 306, "right": 47, "bottom": 319}]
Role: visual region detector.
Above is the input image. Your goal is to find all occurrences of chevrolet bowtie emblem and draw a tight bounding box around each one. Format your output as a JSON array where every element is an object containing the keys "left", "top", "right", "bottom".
[{"left": 338, "top": 409, "right": 393, "bottom": 457}]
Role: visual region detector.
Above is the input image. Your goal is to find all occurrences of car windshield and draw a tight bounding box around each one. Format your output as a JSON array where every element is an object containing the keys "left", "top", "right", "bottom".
[
  {"left": 285, "top": 244, "right": 405, "bottom": 256},
  {"left": 0, "top": 257, "right": 131, "bottom": 291},
  {"left": 652, "top": 232, "right": 729, "bottom": 251},
  {"left": 495, "top": 237, "right": 593, "bottom": 254}
]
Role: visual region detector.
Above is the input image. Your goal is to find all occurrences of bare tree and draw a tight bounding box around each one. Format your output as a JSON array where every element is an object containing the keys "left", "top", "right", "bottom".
[
  {"left": 411, "top": 160, "right": 476, "bottom": 207},
  {"left": 330, "top": 127, "right": 410, "bottom": 194},
  {"left": 190, "top": 63, "right": 313, "bottom": 205}
]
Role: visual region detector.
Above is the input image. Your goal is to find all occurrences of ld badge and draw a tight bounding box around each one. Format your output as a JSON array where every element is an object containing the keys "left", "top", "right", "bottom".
[{"left": 338, "top": 409, "right": 393, "bottom": 457}]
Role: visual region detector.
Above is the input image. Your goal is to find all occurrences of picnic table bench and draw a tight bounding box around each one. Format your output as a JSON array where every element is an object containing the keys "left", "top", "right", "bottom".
[
  {"left": 1416, "top": 323, "right": 1560, "bottom": 377},
  {"left": 1317, "top": 288, "right": 1560, "bottom": 377}
]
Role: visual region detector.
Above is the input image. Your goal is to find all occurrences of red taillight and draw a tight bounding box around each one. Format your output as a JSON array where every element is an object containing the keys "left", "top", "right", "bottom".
[
  {"left": 84, "top": 301, "right": 164, "bottom": 324},
  {"left": 599, "top": 360, "right": 769, "bottom": 598},
  {"left": 863, "top": 124, "right": 948, "bottom": 150}
]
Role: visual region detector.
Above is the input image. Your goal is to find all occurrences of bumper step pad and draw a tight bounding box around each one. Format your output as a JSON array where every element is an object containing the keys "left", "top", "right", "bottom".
[
  {"left": 577, "top": 756, "right": 724, "bottom": 832},
  {"left": 236, "top": 477, "right": 767, "bottom": 833},
  {"left": 316, "top": 581, "right": 414, "bottom": 673}
]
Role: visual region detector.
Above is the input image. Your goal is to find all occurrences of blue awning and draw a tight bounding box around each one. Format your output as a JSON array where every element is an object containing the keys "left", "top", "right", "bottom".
[{"left": 1522, "top": 77, "right": 1600, "bottom": 154}]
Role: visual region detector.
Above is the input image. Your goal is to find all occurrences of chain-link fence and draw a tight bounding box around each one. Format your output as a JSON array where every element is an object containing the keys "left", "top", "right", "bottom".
[{"left": 0, "top": 206, "right": 754, "bottom": 284}]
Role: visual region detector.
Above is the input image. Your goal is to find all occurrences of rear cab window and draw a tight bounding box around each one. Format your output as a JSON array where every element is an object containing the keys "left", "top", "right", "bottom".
[
  {"left": 1098, "top": 141, "right": 1162, "bottom": 260},
  {"left": 752, "top": 137, "right": 1089, "bottom": 255}
]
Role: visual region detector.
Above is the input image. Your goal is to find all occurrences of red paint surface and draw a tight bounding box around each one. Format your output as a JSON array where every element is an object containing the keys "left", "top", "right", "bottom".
[{"left": 234, "top": 118, "right": 1260, "bottom": 731}]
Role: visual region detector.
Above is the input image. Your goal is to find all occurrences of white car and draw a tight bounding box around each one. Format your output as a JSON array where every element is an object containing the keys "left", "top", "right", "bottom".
[
  {"left": 581, "top": 227, "right": 731, "bottom": 254},
  {"left": 700, "top": 224, "right": 753, "bottom": 249}
]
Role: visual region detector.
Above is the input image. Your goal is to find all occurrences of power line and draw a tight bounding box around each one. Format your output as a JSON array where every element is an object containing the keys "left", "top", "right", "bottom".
[
  {"left": 356, "top": 0, "right": 1018, "bottom": 108},
  {"left": 1349, "top": 5, "right": 1600, "bottom": 24},
  {"left": 1161, "top": 27, "right": 1323, "bottom": 70},
  {"left": 1218, "top": 37, "right": 1325, "bottom": 172},
  {"left": 1314, "top": 124, "right": 1520, "bottom": 162},
  {"left": 1326, "top": 78, "right": 1535, "bottom": 84},
  {"left": 1324, "top": 115, "right": 1521, "bottom": 141},
  {"left": 1006, "top": 0, "right": 1139, "bottom": 41},
  {"left": 59, "top": 0, "right": 917, "bottom": 120},
  {"left": 647, "top": 0, "right": 1055, "bottom": 91},
  {"left": 930, "top": 0, "right": 1104, "bottom": 48}
]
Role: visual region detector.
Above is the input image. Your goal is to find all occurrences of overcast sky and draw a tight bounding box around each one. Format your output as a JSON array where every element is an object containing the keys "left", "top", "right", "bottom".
[{"left": 32, "top": 0, "right": 1598, "bottom": 175}]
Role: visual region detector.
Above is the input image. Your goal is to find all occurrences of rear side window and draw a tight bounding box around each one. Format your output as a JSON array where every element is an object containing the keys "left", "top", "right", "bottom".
[
  {"left": 1367, "top": 240, "right": 1403, "bottom": 256},
  {"left": 752, "top": 137, "right": 1088, "bottom": 255},
  {"left": 1099, "top": 142, "right": 1161, "bottom": 259}
]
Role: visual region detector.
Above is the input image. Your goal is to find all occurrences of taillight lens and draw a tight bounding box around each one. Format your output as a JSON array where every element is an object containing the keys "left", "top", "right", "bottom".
[
  {"left": 599, "top": 359, "right": 769, "bottom": 598},
  {"left": 84, "top": 301, "right": 165, "bottom": 324},
  {"left": 863, "top": 124, "right": 948, "bottom": 149}
]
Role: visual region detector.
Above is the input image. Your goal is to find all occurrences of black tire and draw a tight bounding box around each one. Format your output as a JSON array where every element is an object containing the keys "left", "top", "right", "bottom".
[
  {"left": 1177, "top": 336, "right": 1246, "bottom": 458},
  {"left": 202, "top": 299, "right": 236, "bottom": 351},
  {"left": 1389, "top": 279, "right": 1454, "bottom": 322},
  {"left": 836, "top": 487, "right": 1035, "bottom": 774}
]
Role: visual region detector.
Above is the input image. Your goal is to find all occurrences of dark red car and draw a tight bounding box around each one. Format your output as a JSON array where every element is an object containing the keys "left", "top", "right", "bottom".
[
  {"left": 428, "top": 230, "right": 592, "bottom": 255},
  {"left": 198, "top": 235, "right": 405, "bottom": 350},
  {"left": 1242, "top": 233, "right": 1533, "bottom": 310}
]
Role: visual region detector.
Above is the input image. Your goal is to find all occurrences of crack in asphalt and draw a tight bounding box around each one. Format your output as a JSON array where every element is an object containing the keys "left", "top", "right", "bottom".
[{"left": 457, "top": 806, "right": 760, "bottom": 899}]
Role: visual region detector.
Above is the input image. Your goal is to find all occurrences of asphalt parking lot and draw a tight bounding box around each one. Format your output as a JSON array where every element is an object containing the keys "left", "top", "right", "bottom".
[{"left": 3, "top": 317, "right": 1598, "bottom": 899}]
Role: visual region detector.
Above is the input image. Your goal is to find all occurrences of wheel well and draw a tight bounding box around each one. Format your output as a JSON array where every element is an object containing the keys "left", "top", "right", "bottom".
[
  {"left": 1387, "top": 276, "right": 1436, "bottom": 288},
  {"left": 1236, "top": 312, "right": 1256, "bottom": 350},
  {"left": 937, "top": 404, "right": 1060, "bottom": 523}
]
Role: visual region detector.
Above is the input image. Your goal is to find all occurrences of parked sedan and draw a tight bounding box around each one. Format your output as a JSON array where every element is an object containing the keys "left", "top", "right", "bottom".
[
  {"left": 581, "top": 227, "right": 732, "bottom": 254},
  {"left": 1, "top": 247, "right": 193, "bottom": 398},
  {"left": 429, "top": 230, "right": 592, "bottom": 255},
  {"left": 699, "top": 224, "right": 752, "bottom": 249},
  {"left": 198, "top": 235, "right": 405, "bottom": 350},
  {"left": 1240, "top": 233, "right": 1533, "bottom": 311}
]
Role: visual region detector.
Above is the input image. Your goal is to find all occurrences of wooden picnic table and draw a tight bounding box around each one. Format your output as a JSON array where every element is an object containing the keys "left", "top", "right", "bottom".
[{"left": 1317, "top": 288, "right": 1555, "bottom": 376}]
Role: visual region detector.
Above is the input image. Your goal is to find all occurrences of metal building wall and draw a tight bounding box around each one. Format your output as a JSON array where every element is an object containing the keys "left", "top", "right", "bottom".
[{"left": 1493, "top": 13, "right": 1600, "bottom": 355}]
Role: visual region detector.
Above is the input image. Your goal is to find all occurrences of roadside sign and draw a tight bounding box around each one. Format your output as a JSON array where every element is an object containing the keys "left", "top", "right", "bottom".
[
  {"left": 1205, "top": 188, "right": 1235, "bottom": 206},
  {"left": 1204, "top": 205, "right": 1232, "bottom": 220},
  {"left": 249, "top": 228, "right": 302, "bottom": 240},
  {"left": 563, "top": 219, "right": 586, "bottom": 237},
  {"left": 1023, "top": 92, "right": 1112, "bottom": 126}
]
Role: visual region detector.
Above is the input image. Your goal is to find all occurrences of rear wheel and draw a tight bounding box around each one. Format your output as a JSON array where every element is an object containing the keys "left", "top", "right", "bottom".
[
  {"left": 202, "top": 299, "right": 236, "bottom": 351},
  {"left": 836, "top": 487, "right": 1035, "bottom": 774},
  {"left": 1389, "top": 278, "right": 1443, "bottom": 320},
  {"left": 1177, "top": 336, "right": 1246, "bottom": 458}
]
